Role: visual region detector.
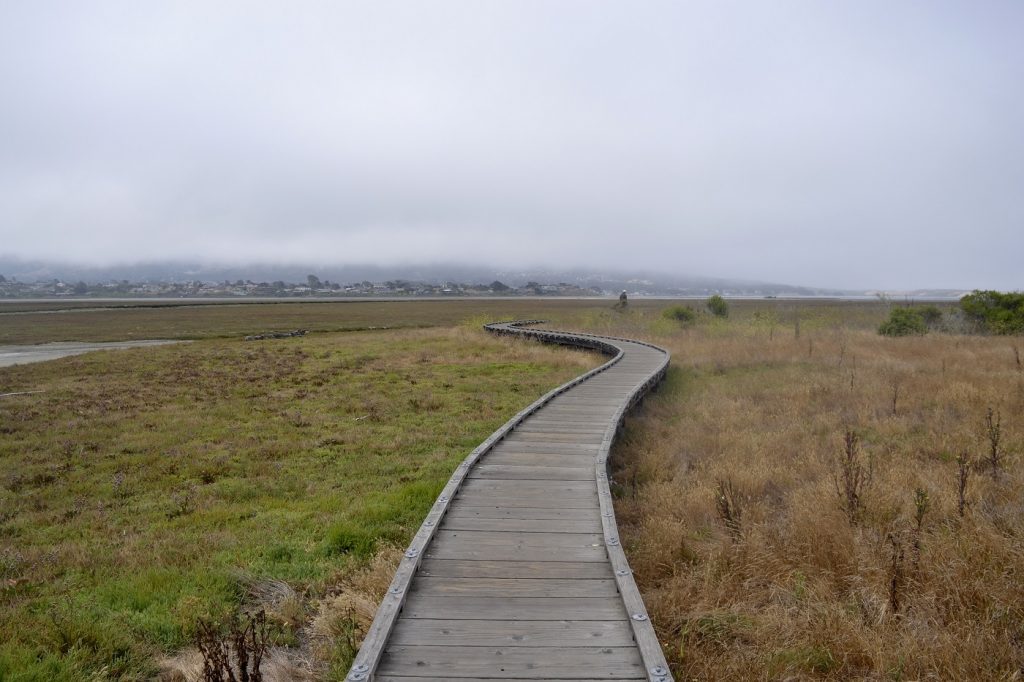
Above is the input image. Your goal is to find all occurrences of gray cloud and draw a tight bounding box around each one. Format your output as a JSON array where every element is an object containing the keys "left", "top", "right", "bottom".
[{"left": 1, "top": 1, "right": 1022, "bottom": 289}]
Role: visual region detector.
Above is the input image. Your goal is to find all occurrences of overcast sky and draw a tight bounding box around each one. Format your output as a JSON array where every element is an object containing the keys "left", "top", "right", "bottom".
[{"left": 1, "top": 2, "right": 1021, "bottom": 289}]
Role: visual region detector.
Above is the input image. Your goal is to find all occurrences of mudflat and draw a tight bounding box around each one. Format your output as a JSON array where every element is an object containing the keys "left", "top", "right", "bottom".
[{"left": 0, "top": 340, "right": 180, "bottom": 367}]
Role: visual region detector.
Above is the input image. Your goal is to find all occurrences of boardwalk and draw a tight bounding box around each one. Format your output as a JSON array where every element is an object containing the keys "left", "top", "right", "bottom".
[{"left": 348, "top": 322, "right": 672, "bottom": 682}]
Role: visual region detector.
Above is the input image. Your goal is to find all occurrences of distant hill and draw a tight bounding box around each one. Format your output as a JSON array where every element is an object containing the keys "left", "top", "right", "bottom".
[{"left": 0, "top": 256, "right": 967, "bottom": 299}]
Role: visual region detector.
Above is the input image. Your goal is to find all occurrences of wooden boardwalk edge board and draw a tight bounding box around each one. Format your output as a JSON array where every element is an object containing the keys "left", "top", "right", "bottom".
[{"left": 346, "top": 320, "right": 673, "bottom": 682}]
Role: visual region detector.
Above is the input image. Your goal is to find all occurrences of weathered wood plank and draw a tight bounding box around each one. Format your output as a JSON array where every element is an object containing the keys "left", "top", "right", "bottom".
[
  {"left": 377, "top": 645, "right": 644, "bottom": 679},
  {"left": 387, "top": 618, "right": 636, "bottom": 647},
  {"left": 515, "top": 419, "right": 610, "bottom": 427},
  {"left": 417, "top": 559, "right": 613, "bottom": 579},
  {"left": 378, "top": 678, "right": 643, "bottom": 682},
  {"left": 459, "top": 479, "right": 596, "bottom": 495},
  {"left": 398, "top": 595, "right": 629, "bottom": 620},
  {"left": 411, "top": 577, "right": 619, "bottom": 598},
  {"left": 513, "top": 424, "right": 609, "bottom": 433},
  {"left": 532, "top": 407, "right": 618, "bottom": 414},
  {"left": 440, "top": 515, "right": 603, "bottom": 534},
  {"left": 431, "top": 530, "right": 604, "bottom": 548},
  {"left": 447, "top": 495, "right": 597, "bottom": 509},
  {"left": 430, "top": 524, "right": 598, "bottom": 540},
  {"left": 467, "top": 464, "right": 594, "bottom": 480},
  {"left": 425, "top": 540, "right": 607, "bottom": 563},
  {"left": 454, "top": 492, "right": 597, "bottom": 505},
  {"left": 445, "top": 503, "right": 597, "bottom": 520},
  {"left": 487, "top": 441, "right": 602, "bottom": 452},
  {"left": 488, "top": 441, "right": 602, "bottom": 453},
  {"left": 505, "top": 431, "right": 605, "bottom": 443},
  {"left": 480, "top": 451, "right": 596, "bottom": 467}
]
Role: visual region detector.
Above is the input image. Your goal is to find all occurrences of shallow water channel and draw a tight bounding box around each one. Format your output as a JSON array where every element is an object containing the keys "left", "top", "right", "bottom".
[{"left": 0, "top": 340, "right": 180, "bottom": 368}]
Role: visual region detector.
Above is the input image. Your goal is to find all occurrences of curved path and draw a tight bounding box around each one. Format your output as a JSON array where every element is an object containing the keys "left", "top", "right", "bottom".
[{"left": 348, "top": 322, "right": 672, "bottom": 682}]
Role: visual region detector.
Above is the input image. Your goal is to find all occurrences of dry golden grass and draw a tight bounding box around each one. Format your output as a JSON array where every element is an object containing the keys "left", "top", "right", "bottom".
[{"left": 609, "top": 316, "right": 1024, "bottom": 680}]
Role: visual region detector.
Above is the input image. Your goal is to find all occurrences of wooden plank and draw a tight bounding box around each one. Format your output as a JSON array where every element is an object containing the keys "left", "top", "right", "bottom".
[
  {"left": 513, "top": 424, "right": 608, "bottom": 433},
  {"left": 516, "top": 419, "right": 610, "bottom": 426},
  {"left": 446, "top": 493, "right": 598, "bottom": 503},
  {"left": 445, "top": 503, "right": 596, "bottom": 520},
  {"left": 453, "top": 493, "right": 597, "bottom": 508},
  {"left": 480, "top": 452, "right": 596, "bottom": 467},
  {"left": 440, "top": 515, "right": 602, "bottom": 534},
  {"left": 387, "top": 618, "right": 636, "bottom": 647},
  {"left": 377, "top": 645, "right": 644, "bottom": 679},
  {"left": 488, "top": 441, "right": 601, "bottom": 453},
  {"left": 411, "top": 577, "right": 619, "bottom": 598},
  {"left": 425, "top": 540, "right": 607, "bottom": 563},
  {"left": 398, "top": 595, "right": 629, "bottom": 620},
  {"left": 485, "top": 446, "right": 599, "bottom": 457},
  {"left": 533, "top": 407, "right": 617, "bottom": 414},
  {"left": 417, "top": 559, "right": 613, "bottom": 579},
  {"left": 432, "top": 530, "right": 604, "bottom": 548},
  {"left": 486, "top": 446, "right": 602, "bottom": 458},
  {"left": 506, "top": 431, "right": 604, "bottom": 442},
  {"left": 378, "top": 678, "right": 643, "bottom": 682},
  {"left": 512, "top": 417, "right": 606, "bottom": 428},
  {"left": 454, "top": 491, "right": 597, "bottom": 505},
  {"left": 502, "top": 432, "right": 604, "bottom": 441},
  {"left": 459, "top": 479, "right": 596, "bottom": 496},
  {"left": 468, "top": 464, "right": 593, "bottom": 480}
]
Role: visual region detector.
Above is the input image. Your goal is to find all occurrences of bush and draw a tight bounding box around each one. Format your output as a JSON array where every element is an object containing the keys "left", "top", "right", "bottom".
[
  {"left": 706, "top": 295, "right": 729, "bottom": 318},
  {"left": 663, "top": 305, "right": 696, "bottom": 324},
  {"left": 960, "top": 290, "right": 1024, "bottom": 334},
  {"left": 878, "top": 307, "right": 928, "bottom": 336},
  {"left": 918, "top": 305, "right": 943, "bottom": 327}
]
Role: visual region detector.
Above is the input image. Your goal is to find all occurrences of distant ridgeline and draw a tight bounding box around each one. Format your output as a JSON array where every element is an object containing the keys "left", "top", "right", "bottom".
[{"left": 0, "top": 276, "right": 602, "bottom": 299}]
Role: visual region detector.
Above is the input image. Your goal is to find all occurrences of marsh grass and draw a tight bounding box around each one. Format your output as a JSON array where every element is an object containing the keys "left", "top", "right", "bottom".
[
  {"left": 0, "top": 324, "right": 595, "bottom": 679},
  {"left": 3, "top": 297, "right": 1006, "bottom": 680},
  {"left": 602, "top": 305, "right": 1023, "bottom": 679},
  {"left": 0, "top": 298, "right": 676, "bottom": 344}
]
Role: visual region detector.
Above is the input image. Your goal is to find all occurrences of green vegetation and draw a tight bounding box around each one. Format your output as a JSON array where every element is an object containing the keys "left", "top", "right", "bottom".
[
  {"left": 0, "top": 298, "right": 670, "bottom": 344},
  {"left": 877, "top": 304, "right": 948, "bottom": 336},
  {"left": 878, "top": 306, "right": 929, "bottom": 336},
  {"left": 706, "top": 295, "right": 728, "bottom": 318},
  {"left": 0, "top": 325, "right": 594, "bottom": 679},
  {"left": 662, "top": 305, "right": 696, "bottom": 324},
  {"left": 960, "top": 290, "right": 1024, "bottom": 334}
]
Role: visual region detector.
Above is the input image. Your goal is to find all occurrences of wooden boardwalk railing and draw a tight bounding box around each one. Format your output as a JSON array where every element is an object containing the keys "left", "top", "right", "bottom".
[{"left": 347, "top": 321, "right": 672, "bottom": 682}]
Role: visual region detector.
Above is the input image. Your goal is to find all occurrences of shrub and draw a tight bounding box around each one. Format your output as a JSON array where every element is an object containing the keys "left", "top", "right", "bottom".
[
  {"left": 663, "top": 305, "right": 696, "bottom": 324},
  {"left": 918, "top": 305, "right": 943, "bottom": 327},
  {"left": 706, "top": 295, "right": 728, "bottom": 318},
  {"left": 960, "top": 290, "right": 1024, "bottom": 334},
  {"left": 878, "top": 307, "right": 927, "bottom": 336}
]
